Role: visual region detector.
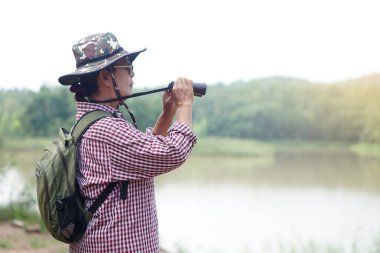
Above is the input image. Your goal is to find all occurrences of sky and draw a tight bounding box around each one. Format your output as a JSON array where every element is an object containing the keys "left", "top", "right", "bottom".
[{"left": 1, "top": 0, "right": 380, "bottom": 91}]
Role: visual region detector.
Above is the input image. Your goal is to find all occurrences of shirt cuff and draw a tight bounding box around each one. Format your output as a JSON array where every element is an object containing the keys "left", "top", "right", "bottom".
[
  {"left": 145, "top": 127, "right": 154, "bottom": 135},
  {"left": 169, "top": 122, "right": 197, "bottom": 145}
]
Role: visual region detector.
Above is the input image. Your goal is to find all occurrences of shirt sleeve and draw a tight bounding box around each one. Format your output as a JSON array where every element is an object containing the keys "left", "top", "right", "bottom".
[
  {"left": 145, "top": 127, "right": 153, "bottom": 135},
  {"left": 92, "top": 117, "right": 197, "bottom": 180}
]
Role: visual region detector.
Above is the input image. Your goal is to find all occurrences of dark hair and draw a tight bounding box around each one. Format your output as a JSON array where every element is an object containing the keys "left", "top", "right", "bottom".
[{"left": 73, "top": 71, "right": 100, "bottom": 102}]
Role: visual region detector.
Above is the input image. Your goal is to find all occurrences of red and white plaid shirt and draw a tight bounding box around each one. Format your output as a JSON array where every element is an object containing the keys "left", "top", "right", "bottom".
[{"left": 69, "top": 102, "right": 197, "bottom": 253}]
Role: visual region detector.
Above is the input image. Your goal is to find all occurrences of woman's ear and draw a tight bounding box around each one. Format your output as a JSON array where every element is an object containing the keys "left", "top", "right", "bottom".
[{"left": 98, "top": 69, "right": 112, "bottom": 87}]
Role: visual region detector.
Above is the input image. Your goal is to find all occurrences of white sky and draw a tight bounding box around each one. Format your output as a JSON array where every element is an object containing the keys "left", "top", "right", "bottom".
[{"left": 1, "top": 0, "right": 380, "bottom": 91}]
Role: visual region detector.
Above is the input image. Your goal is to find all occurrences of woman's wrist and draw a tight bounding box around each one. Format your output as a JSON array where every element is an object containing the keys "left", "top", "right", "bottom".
[
  {"left": 176, "top": 104, "right": 192, "bottom": 128},
  {"left": 152, "top": 111, "right": 174, "bottom": 136},
  {"left": 161, "top": 109, "right": 175, "bottom": 120}
]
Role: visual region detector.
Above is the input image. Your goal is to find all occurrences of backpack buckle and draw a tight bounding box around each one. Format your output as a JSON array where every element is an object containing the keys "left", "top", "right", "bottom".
[{"left": 59, "top": 128, "right": 74, "bottom": 146}]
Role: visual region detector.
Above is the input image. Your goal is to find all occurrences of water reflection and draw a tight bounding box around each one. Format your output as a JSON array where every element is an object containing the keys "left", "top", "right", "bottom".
[
  {"left": 0, "top": 168, "right": 24, "bottom": 205},
  {"left": 157, "top": 184, "right": 380, "bottom": 253},
  {"left": 155, "top": 151, "right": 380, "bottom": 253},
  {"left": 157, "top": 151, "right": 380, "bottom": 192}
]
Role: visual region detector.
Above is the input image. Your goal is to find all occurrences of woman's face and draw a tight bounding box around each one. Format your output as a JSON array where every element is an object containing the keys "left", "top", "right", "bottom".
[{"left": 112, "top": 58, "right": 134, "bottom": 97}]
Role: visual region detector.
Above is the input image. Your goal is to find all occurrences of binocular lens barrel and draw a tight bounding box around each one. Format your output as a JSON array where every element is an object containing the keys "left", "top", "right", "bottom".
[
  {"left": 193, "top": 83, "right": 207, "bottom": 97},
  {"left": 168, "top": 81, "right": 207, "bottom": 97}
]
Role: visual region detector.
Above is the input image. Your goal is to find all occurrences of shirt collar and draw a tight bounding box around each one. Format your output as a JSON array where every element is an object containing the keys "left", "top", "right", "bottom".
[{"left": 76, "top": 102, "right": 124, "bottom": 121}]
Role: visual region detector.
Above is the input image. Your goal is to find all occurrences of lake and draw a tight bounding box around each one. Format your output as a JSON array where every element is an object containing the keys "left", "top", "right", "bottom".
[
  {"left": 1, "top": 150, "right": 380, "bottom": 253},
  {"left": 155, "top": 151, "right": 380, "bottom": 253}
]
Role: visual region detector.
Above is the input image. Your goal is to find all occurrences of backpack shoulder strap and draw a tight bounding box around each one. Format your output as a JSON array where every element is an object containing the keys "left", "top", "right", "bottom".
[
  {"left": 71, "top": 110, "right": 113, "bottom": 143},
  {"left": 70, "top": 110, "right": 128, "bottom": 214}
]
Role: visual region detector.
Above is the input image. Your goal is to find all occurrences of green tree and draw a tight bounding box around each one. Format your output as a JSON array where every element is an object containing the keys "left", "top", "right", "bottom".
[
  {"left": 0, "top": 89, "right": 33, "bottom": 137},
  {"left": 21, "top": 86, "right": 75, "bottom": 137}
]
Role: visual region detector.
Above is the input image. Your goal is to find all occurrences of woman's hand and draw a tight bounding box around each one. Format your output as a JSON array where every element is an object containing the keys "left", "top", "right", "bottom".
[
  {"left": 162, "top": 90, "right": 177, "bottom": 118},
  {"left": 171, "top": 78, "right": 194, "bottom": 107},
  {"left": 152, "top": 77, "right": 194, "bottom": 135},
  {"left": 152, "top": 90, "right": 177, "bottom": 136},
  {"left": 172, "top": 77, "right": 193, "bottom": 128}
]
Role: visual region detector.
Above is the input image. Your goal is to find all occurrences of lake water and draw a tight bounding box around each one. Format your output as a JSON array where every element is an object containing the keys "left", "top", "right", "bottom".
[
  {"left": 0, "top": 168, "right": 25, "bottom": 206},
  {"left": 155, "top": 152, "right": 380, "bottom": 253},
  {"left": 1, "top": 150, "right": 380, "bottom": 253}
]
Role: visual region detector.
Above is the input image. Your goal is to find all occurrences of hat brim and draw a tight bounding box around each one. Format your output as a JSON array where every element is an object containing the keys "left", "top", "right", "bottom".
[{"left": 58, "top": 48, "right": 146, "bottom": 86}]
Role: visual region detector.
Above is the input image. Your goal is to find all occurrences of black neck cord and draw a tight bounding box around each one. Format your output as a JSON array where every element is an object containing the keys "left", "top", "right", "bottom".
[
  {"left": 87, "top": 79, "right": 179, "bottom": 129},
  {"left": 89, "top": 85, "right": 171, "bottom": 104},
  {"left": 121, "top": 102, "right": 138, "bottom": 129}
]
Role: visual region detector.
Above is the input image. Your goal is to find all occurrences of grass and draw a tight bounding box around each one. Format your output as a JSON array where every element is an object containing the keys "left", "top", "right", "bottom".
[
  {"left": 29, "top": 237, "right": 51, "bottom": 249},
  {"left": 1, "top": 135, "right": 379, "bottom": 162},
  {"left": 0, "top": 187, "right": 45, "bottom": 229},
  {"left": 1, "top": 136, "right": 51, "bottom": 150},
  {"left": 192, "top": 136, "right": 274, "bottom": 156},
  {"left": 266, "top": 139, "right": 354, "bottom": 153},
  {"left": 0, "top": 240, "right": 12, "bottom": 249},
  {"left": 0, "top": 137, "right": 51, "bottom": 176},
  {"left": 350, "top": 142, "right": 380, "bottom": 157},
  {"left": 276, "top": 237, "right": 380, "bottom": 253},
  {"left": 167, "top": 237, "right": 380, "bottom": 253},
  {"left": 193, "top": 137, "right": 373, "bottom": 157}
]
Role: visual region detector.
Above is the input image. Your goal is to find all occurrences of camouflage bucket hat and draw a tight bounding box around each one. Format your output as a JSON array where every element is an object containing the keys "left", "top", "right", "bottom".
[{"left": 58, "top": 32, "right": 146, "bottom": 85}]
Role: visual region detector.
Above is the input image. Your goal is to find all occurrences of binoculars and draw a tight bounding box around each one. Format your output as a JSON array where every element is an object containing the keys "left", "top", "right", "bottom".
[
  {"left": 167, "top": 81, "right": 207, "bottom": 97},
  {"left": 93, "top": 81, "right": 208, "bottom": 103}
]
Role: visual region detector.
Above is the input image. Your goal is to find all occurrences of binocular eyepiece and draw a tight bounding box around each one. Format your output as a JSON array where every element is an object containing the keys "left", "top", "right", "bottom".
[{"left": 168, "top": 81, "right": 207, "bottom": 97}]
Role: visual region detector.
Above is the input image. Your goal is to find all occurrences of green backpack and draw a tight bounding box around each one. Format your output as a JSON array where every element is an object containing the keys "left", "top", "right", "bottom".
[{"left": 35, "top": 110, "right": 120, "bottom": 243}]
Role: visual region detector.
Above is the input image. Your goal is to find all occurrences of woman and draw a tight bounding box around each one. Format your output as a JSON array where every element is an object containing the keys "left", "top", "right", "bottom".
[{"left": 58, "top": 32, "right": 197, "bottom": 253}]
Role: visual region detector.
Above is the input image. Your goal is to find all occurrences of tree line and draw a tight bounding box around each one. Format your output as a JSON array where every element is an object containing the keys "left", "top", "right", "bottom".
[{"left": 1, "top": 74, "right": 380, "bottom": 143}]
